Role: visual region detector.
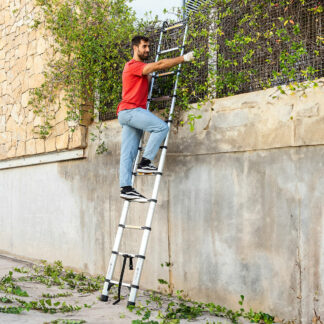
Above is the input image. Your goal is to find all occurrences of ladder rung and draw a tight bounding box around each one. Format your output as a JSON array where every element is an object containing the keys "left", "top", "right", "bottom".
[
  {"left": 156, "top": 71, "right": 175, "bottom": 77},
  {"left": 110, "top": 280, "right": 131, "bottom": 288},
  {"left": 123, "top": 225, "right": 151, "bottom": 231},
  {"left": 136, "top": 170, "right": 162, "bottom": 174},
  {"left": 148, "top": 95, "right": 172, "bottom": 102},
  {"left": 133, "top": 172, "right": 162, "bottom": 176},
  {"left": 114, "top": 251, "right": 136, "bottom": 258},
  {"left": 112, "top": 251, "right": 146, "bottom": 259},
  {"left": 159, "top": 47, "right": 181, "bottom": 54},
  {"left": 164, "top": 23, "right": 184, "bottom": 31},
  {"left": 124, "top": 225, "right": 142, "bottom": 230}
]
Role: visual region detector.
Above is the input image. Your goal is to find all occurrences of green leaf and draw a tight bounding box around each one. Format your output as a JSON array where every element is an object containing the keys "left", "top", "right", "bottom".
[{"left": 158, "top": 279, "right": 168, "bottom": 285}]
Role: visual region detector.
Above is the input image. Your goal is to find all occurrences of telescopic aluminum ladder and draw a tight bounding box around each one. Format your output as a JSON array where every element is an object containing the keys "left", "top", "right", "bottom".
[{"left": 100, "top": 20, "right": 189, "bottom": 307}]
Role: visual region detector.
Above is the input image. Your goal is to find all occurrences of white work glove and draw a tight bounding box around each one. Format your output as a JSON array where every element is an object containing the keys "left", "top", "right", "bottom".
[{"left": 183, "top": 51, "right": 195, "bottom": 62}]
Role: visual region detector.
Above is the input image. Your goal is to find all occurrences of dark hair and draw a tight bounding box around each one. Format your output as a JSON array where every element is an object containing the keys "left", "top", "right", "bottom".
[{"left": 131, "top": 35, "right": 149, "bottom": 47}]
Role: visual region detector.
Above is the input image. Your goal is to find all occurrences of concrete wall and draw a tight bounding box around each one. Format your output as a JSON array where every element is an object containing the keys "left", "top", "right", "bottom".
[{"left": 1, "top": 81, "right": 324, "bottom": 323}]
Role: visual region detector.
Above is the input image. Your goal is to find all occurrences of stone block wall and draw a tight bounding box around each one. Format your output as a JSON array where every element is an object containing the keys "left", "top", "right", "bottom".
[{"left": 0, "top": 0, "right": 88, "bottom": 161}]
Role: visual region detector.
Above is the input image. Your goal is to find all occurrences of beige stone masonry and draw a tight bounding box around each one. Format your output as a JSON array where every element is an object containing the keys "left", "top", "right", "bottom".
[{"left": 0, "top": 0, "right": 89, "bottom": 161}]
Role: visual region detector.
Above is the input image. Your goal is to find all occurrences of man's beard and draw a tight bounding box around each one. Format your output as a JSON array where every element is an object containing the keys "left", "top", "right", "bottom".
[{"left": 138, "top": 52, "right": 149, "bottom": 60}]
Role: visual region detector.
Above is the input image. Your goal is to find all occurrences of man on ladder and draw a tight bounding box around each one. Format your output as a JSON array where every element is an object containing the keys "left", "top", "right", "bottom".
[
  {"left": 117, "top": 35, "right": 195, "bottom": 203},
  {"left": 101, "top": 22, "right": 193, "bottom": 306}
]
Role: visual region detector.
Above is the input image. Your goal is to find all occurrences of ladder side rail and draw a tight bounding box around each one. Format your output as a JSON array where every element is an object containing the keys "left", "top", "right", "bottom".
[
  {"left": 101, "top": 129, "right": 145, "bottom": 297},
  {"left": 155, "top": 23, "right": 189, "bottom": 174},
  {"left": 101, "top": 200, "right": 131, "bottom": 298},
  {"left": 168, "top": 23, "right": 188, "bottom": 118}
]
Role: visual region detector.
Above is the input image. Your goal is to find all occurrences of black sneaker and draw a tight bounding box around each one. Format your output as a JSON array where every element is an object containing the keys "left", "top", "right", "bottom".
[
  {"left": 137, "top": 158, "right": 158, "bottom": 173},
  {"left": 120, "top": 187, "right": 148, "bottom": 203}
]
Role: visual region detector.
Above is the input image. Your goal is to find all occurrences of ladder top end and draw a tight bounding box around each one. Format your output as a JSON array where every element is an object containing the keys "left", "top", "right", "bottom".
[{"left": 164, "top": 23, "right": 184, "bottom": 31}]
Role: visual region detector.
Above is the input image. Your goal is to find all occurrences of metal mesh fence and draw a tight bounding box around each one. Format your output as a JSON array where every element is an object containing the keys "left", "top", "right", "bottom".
[
  {"left": 212, "top": 0, "right": 323, "bottom": 96},
  {"left": 100, "top": 0, "right": 323, "bottom": 121}
]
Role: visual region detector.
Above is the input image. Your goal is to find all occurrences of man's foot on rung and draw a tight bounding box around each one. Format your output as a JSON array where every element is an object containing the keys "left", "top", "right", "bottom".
[
  {"left": 137, "top": 158, "right": 158, "bottom": 173},
  {"left": 120, "top": 186, "right": 148, "bottom": 203}
]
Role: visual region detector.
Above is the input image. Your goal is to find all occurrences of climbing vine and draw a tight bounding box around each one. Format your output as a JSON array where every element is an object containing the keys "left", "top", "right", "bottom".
[{"left": 28, "top": 0, "right": 137, "bottom": 152}]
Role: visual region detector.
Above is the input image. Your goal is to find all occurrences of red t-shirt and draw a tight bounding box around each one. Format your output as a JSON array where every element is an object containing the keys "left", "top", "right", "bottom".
[{"left": 117, "top": 59, "right": 148, "bottom": 114}]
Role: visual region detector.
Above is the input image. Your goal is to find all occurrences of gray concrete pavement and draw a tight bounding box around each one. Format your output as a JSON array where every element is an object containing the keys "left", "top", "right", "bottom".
[
  {"left": 0, "top": 254, "right": 238, "bottom": 324},
  {"left": 0, "top": 255, "right": 139, "bottom": 324}
]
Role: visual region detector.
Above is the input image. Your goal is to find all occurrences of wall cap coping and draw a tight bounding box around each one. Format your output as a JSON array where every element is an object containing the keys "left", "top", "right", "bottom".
[{"left": 0, "top": 149, "right": 85, "bottom": 170}]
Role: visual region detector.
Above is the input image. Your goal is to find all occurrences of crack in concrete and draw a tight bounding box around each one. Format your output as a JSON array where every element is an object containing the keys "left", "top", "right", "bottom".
[
  {"left": 166, "top": 143, "right": 324, "bottom": 157},
  {"left": 295, "top": 149, "right": 303, "bottom": 324},
  {"left": 166, "top": 179, "right": 174, "bottom": 295}
]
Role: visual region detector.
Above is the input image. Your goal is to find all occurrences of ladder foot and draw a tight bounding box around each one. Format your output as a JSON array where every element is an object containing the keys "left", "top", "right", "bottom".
[
  {"left": 100, "top": 294, "right": 108, "bottom": 302},
  {"left": 127, "top": 301, "right": 136, "bottom": 307}
]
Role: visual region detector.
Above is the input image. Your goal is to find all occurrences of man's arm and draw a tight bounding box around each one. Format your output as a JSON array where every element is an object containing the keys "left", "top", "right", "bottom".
[{"left": 142, "top": 51, "right": 195, "bottom": 75}]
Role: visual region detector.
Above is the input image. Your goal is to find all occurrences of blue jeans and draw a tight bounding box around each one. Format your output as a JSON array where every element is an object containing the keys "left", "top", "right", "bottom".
[{"left": 118, "top": 108, "right": 169, "bottom": 187}]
